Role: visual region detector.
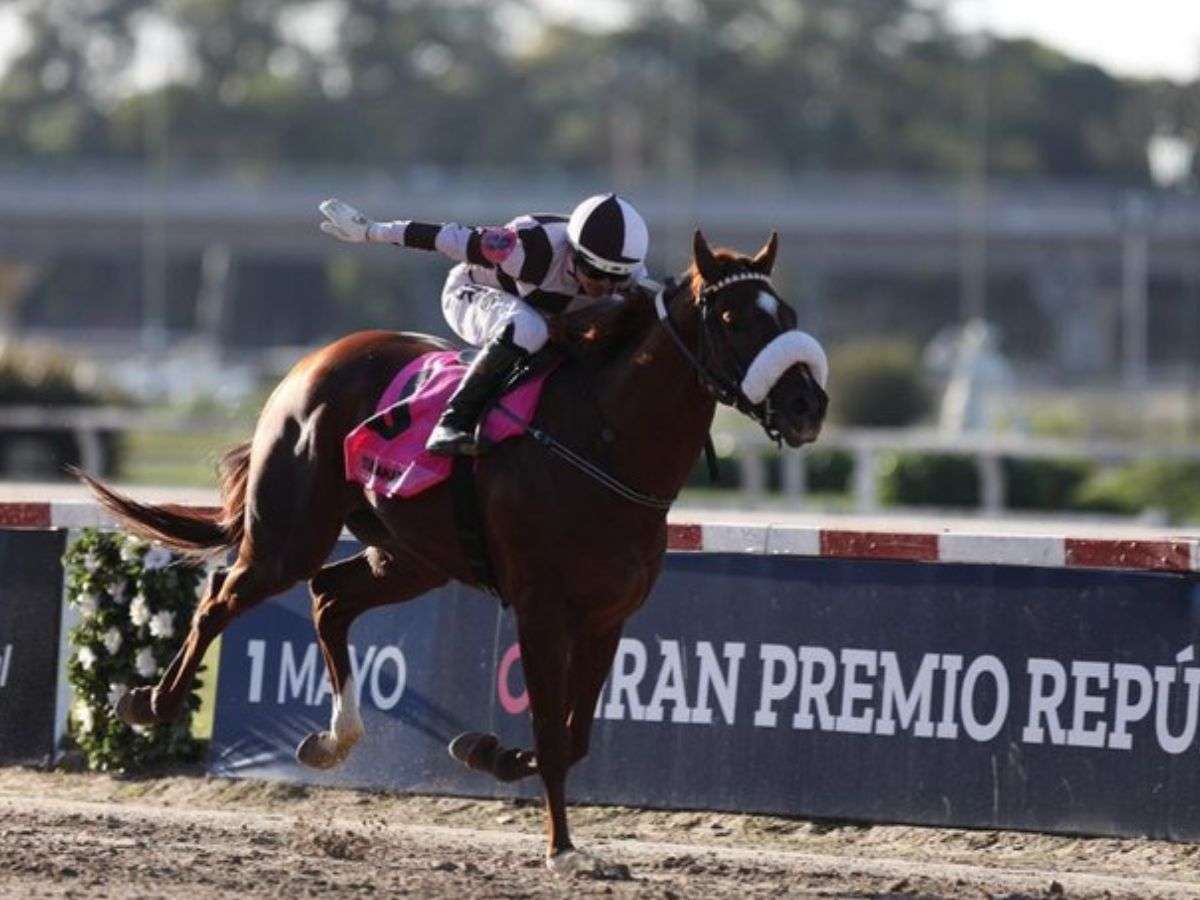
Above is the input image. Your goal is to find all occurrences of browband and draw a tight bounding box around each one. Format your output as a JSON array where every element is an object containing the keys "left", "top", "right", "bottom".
[{"left": 700, "top": 271, "right": 775, "bottom": 296}]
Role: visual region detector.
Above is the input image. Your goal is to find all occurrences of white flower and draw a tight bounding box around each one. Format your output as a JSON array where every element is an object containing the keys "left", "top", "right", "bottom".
[
  {"left": 148, "top": 610, "right": 175, "bottom": 640},
  {"left": 109, "top": 579, "right": 129, "bottom": 605},
  {"left": 82, "top": 550, "right": 100, "bottom": 571},
  {"left": 135, "top": 647, "right": 158, "bottom": 678},
  {"left": 119, "top": 540, "right": 145, "bottom": 563},
  {"left": 76, "top": 591, "right": 98, "bottom": 618},
  {"left": 143, "top": 545, "right": 173, "bottom": 571},
  {"left": 107, "top": 682, "right": 127, "bottom": 709},
  {"left": 77, "top": 646, "right": 97, "bottom": 671},
  {"left": 103, "top": 628, "right": 123, "bottom": 655},
  {"left": 132, "top": 724, "right": 152, "bottom": 737},
  {"left": 73, "top": 700, "right": 95, "bottom": 735},
  {"left": 129, "top": 594, "right": 152, "bottom": 628}
]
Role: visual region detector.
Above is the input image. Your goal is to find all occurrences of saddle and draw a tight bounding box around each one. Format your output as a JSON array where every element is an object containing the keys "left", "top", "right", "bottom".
[{"left": 344, "top": 348, "right": 559, "bottom": 499}]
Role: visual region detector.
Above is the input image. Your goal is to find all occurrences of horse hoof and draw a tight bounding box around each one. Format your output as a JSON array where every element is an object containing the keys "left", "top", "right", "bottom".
[
  {"left": 545, "top": 848, "right": 630, "bottom": 880},
  {"left": 296, "top": 732, "right": 341, "bottom": 770},
  {"left": 116, "top": 687, "right": 158, "bottom": 726},
  {"left": 448, "top": 732, "right": 498, "bottom": 772}
]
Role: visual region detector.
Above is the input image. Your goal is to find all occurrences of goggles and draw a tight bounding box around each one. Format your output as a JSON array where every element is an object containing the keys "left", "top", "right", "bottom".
[{"left": 573, "top": 251, "right": 633, "bottom": 284}]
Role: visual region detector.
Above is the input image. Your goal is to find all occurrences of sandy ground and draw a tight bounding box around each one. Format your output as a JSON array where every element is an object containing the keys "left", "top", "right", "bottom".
[{"left": 2, "top": 768, "right": 1200, "bottom": 899}]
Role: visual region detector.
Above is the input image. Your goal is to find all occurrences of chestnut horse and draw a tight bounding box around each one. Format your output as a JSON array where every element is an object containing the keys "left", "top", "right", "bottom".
[{"left": 81, "top": 231, "right": 828, "bottom": 873}]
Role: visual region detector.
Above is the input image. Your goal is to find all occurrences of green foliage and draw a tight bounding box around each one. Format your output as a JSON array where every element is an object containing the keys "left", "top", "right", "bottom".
[
  {"left": 0, "top": 342, "right": 126, "bottom": 477},
  {"left": 62, "top": 529, "right": 205, "bottom": 772},
  {"left": 0, "top": 341, "right": 108, "bottom": 405},
  {"left": 879, "top": 452, "right": 979, "bottom": 508},
  {"left": 0, "top": 0, "right": 1189, "bottom": 183},
  {"left": 1003, "top": 458, "right": 1095, "bottom": 511},
  {"left": 1074, "top": 462, "right": 1200, "bottom": 524},
  {"left": 800, "top": 448, "right": 853, "bottom": 493},
  {"left": 829, "top": 339, "right": 931, "bottom": 428}
]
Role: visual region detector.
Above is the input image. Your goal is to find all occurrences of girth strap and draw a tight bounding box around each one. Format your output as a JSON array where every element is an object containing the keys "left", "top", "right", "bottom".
[{"left": 449, "top": 457, "right": 504, "bottom": 603}]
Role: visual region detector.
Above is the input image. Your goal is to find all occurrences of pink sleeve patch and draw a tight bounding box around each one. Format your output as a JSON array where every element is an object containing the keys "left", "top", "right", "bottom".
[{"left": 480, "top": 228, "right": 518, "bottom": 264}]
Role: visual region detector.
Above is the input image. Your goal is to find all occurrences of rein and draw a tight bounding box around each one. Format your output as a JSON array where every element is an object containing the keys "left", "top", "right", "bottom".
[
  {"left": 491, "top": 270, "right": 794, "bottom": 510},
  {"left": 488, "top": 401, "right": 675, "bottom": 510}
]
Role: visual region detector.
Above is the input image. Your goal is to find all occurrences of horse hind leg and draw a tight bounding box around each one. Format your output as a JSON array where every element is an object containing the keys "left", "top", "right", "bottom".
[
  {"left": 297, "top": 547, "right": 447, "bottom": 770},
  {"left": 117, "top": 554, "right": 302, "bottom": 724},
  {"left": 120, "top": 412, "right": 350, "bottom": 726}
]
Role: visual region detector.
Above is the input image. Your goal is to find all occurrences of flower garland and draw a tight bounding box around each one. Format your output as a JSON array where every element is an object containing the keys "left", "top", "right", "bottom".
[{"left": 63, "top": 528, "right": 206, "bottom": 771}]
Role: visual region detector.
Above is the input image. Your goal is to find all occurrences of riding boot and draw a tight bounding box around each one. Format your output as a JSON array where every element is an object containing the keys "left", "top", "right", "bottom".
[{"left": 426, "top": 335, "right": 528, "bottom": 456}]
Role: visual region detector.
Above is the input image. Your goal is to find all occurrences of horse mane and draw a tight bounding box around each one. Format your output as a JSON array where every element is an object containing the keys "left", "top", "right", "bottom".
[
  {"left": 548, "top": 247, "right": 751, "bottom": 363},
  {"left": 686, "top": 247, "right": 751, "bottom": 298},
  {"left": 548, "top": 292, "right": 659, "bottom": 364}
]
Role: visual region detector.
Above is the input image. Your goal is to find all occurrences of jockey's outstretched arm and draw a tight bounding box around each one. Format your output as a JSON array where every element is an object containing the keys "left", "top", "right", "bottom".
[{"left": 319, "top": 197, "right": 526, "bottom": 281}]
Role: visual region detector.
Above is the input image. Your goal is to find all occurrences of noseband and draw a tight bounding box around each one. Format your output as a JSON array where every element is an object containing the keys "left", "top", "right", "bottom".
[{"left": 653, "top": 272, "right": 793, "bottom": 443}]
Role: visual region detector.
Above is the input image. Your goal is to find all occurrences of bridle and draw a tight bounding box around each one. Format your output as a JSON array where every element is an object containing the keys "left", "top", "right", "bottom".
[
  {"left": 490, "top": 268, "right": 822, "bottom": 510},
  {"left": 653, "top": 270, "right": 791, "bottom": 444}
]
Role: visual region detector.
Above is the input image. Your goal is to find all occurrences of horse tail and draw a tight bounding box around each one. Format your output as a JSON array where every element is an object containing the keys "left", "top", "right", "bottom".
[{"left": 76, "top": 440, "right": 252, "bottom": 561}]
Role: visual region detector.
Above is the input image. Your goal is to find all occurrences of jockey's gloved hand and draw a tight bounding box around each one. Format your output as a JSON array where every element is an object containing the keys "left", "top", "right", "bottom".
[{"left": 319, "top": 198, "right": 374, "bottom": 243}]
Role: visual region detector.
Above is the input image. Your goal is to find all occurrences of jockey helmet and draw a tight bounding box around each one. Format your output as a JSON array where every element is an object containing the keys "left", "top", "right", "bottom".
[{"left": 567, "top": 194, "right": 648, "bottom": 278}]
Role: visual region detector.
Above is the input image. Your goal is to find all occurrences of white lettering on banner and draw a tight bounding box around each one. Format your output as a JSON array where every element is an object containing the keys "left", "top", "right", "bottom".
[
  {"left": 1109, "top": 663, "right": 1153, "bottom": 750},
  {"left": 279, "top": 641, "right": 320, "bottom": 704},
  {"left": 243, "top": 640, "right": 407, "bottom": 711},
  {"left": 838, "top": 649, "right": 877, "bottom": 734},
  {"left": 937, "top": 654, "right": 963, "bottom": 739},
  {"left": 1154, "top": 646, "right": 1200, "bottom": 754},
  {"left": 239, "top": 627, "right": 1200, "bottom": 755},
  {"left": 794, "top": 646, "right": 837, "bottom": 731},
  {"left": 1067, "top": 661, "right": 1109, "bottom": 748},
  {"left": 596, "top": 640, "right": 746, "bottom": 725},
  {"left": 643, "top": 640, "right": 691, "bottom": 723},
  {"left": 960, "top": 655, "right": 1009, "bottom": 742},
  {"left": 753, "top": 644, "right": 797, "bottom": 727},
  {"left": 691, "top": 642, "right": 744, "bottom": 725},
  {"left": 0, "top": 644, "right": 10, "bottom": 689},
  {"left": 1022, "top": 658, "right": 1067, "bottom": 744},
  {"left": 875, "top": 651, "right": 937, "bottom": 737},
  {"left": 603, "top": 638, "right": 648, "bottom": 720}
]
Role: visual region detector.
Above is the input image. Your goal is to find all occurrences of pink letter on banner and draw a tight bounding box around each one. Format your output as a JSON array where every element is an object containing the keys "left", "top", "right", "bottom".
[{"left": 498, "top": 642, "right": 528, "bottom": 714}]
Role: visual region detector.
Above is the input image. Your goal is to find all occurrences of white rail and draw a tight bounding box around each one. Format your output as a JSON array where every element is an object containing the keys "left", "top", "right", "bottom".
[{"left": 725, "top": 428, "right": 1200, "bottom": 514}]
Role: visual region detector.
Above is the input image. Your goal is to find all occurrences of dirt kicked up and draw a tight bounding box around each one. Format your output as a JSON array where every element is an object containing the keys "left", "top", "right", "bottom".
[{"left": 2, "top": 768, "right": 1200, "bottom": 899}]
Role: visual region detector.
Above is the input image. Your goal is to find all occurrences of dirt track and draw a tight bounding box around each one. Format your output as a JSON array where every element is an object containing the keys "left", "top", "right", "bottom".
[{"left": 3, "top": 770, "right": 1200, "bottom": 898}]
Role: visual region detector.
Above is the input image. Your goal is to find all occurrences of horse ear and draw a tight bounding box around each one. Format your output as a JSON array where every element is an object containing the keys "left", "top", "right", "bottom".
[
  {"left": 693, "top": 229, "right": 721, "bottom": 283},
  {"left": 751, "top": 231, "right": 779, "bottom": 275}
]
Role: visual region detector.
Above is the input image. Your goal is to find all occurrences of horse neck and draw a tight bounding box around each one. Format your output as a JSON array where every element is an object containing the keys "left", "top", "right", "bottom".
[{"left": 595, "top": 294, "right": 716, "bottom": 501}]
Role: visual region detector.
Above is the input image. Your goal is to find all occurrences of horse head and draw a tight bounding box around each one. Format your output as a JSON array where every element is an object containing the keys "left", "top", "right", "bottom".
[{"left": 688, "top": 230, "right": 828, "bottom": 447}]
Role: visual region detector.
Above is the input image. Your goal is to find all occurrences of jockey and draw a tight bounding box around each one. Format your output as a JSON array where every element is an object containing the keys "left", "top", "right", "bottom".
[{"left": 319, "top": 193, "right": 650, "bottom": 456}]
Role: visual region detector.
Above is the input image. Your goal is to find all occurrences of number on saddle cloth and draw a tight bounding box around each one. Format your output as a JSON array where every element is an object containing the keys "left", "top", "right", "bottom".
[{"left": 343, "top": 349, "right": 558, "bottom": 499}]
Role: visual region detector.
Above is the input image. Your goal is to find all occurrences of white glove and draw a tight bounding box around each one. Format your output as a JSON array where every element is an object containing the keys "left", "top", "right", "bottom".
[{"left": 319, "top": 198, "right": 374, "bottom": 243}]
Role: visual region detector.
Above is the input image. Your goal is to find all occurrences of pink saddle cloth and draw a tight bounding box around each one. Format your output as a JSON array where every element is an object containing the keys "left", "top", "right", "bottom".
[{"left": 344, "top": 349, "right": 553, "bottom": 498}]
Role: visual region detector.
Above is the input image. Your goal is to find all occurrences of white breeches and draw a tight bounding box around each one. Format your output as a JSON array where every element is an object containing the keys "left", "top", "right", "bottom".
[{"left": 441, "top": 264, "right": 550, "bottom": 353}]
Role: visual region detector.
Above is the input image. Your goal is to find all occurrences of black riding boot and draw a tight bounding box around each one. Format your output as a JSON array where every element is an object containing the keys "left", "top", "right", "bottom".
[{"left": 426, "top": 336, "right": 527, "bottom": 456}]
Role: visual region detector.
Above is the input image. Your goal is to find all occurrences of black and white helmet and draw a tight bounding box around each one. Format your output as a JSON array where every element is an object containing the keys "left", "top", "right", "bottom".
[{"left": 567, "top": 194, "right": 649, "bottom": 277}]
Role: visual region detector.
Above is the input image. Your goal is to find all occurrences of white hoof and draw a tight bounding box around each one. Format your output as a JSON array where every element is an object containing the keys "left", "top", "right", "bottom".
[{"left": 545, "top": 849, "right": 630, "bottom": 880}]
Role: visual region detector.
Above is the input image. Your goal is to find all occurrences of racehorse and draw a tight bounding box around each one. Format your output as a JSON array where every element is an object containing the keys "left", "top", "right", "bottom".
[{"left": 79, "top": 230, "right": 828, "bottom": 873}]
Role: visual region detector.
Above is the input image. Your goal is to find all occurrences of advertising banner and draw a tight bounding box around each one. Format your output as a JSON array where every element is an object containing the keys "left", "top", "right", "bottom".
[
  {"left": 211, "top": 543, "right": 1200, "bottom": 839},
  {"left": 0, "top": 529, "right": 67, "bottom": 764}
]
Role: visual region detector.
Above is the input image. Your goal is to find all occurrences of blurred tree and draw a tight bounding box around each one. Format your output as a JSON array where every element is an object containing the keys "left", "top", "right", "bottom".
[{"left": 0, "top": 0, "right": 1192, "bottom": 180}]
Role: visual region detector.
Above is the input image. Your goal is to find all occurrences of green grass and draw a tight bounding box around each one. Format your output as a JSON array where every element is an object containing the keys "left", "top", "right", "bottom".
[{"left": 119, "top": 428, "right": 250, "bottom": 487}]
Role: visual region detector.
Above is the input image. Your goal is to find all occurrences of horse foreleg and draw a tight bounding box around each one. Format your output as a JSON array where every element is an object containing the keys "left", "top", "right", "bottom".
[
  {"left": 448, "top": 731, "right": 537, "bottom": 781},
  {"left": 567, "top": 625, "right": 623, "bottom": 767},
  {"left": 515, "top": 608, "right": 576, "bottom": 866},
  {"left": 297, "top": 548, "right": 446, "bottom": 770}
]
